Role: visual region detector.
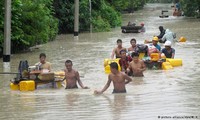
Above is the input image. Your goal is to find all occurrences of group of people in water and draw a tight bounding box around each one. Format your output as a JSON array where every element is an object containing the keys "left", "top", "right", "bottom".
[
  {"left": 157, "top": 26, "right": 176, "bottom": 44},
  {"left": 34, "top": 25, "right": 176, "bottom": 94},
  {"left": 98, "top": 26, "right": 176, "bottom": 94},
  {"left": 111, "top": 38, "right": 146, "bottom": 77},
  {"left": 34, "top": 53, "right": 89, "bottom": 89}
]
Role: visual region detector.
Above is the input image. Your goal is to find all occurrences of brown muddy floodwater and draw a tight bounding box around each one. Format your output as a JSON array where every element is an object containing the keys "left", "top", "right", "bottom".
[{"left": 0, "top": 3, "right": 200, "bottom": 120}]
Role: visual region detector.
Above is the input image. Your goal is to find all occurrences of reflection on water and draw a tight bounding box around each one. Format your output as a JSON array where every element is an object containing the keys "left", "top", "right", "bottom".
[
  {"left": 0, "top": 3, "right": 200, "bottom": 120},
  {"left": 102, "top": 94, "right": 132, "bottom": 120}
]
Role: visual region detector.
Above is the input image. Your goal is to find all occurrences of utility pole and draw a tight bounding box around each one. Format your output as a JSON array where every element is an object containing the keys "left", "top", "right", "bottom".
[
  {"left": 74, "top": 0, "right": 79, "bottom": 37},
  {"left": 3, "top": 0, "right": 11, "bottom": 68}
]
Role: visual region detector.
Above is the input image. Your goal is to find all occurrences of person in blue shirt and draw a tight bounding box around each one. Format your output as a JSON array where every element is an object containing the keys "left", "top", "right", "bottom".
[
  {"left": 173, "top": 0, "right": 182, "bottom": 16},
  {"left": 152, "top": 36, "right": 161, "bottom": 51},
  {"left": 161, "top": 41, "right": 175, "bottom": 58},
  {"left": 175, "top": 0, "right": 181, "bottom": 11}
]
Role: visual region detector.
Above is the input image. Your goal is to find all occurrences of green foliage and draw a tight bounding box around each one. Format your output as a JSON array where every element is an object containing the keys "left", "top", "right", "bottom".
[
  {"left": 79, "top": 0, "right": 91, "bottom": 31},
  {"left": 0, "top": 0, "right": 149, "bottom": 55},
  {"left": 52, "top": 0, "right": 148, "bottom": 33},
  {"left": 53, "top": 0, "right": 121, "bottom": 33},
  {"left": 106, "top": 0, "right": 129, "bottom": 12},
  {"left": 180, "top": 0, "right": 200, "bottom": 18},
  {"left": 53, "top": 0, "right": 74, "bottom": 33},
  {"left": 11, "top": 0, "right": 25, "bottom": 51},
  {"left": 88, "top": 0, "right": 122, "bottom": 31},
  {"left": 128, "top": 0, "right": 147, "bottom": 11},
  {"left": 100, "top": 2, "right": 121, "bottom": 27},
  {"left": 20, "top": 0, "right": 58, "bottom": 47},
  {"left": 0, "top": 1, "right": 4, "bottom": 49},
  {"left": 106, "top": 0, "right": 147, "bottom": 13},
  {"left": 92, "top": 16, "right": 111, "bottom": 32},
  {"left": 107, "top": 0, "right": 148, "bottom": 12},
  {"left": 148, "top": 0, "right": 172, "bottom": 3},
  {"left": 0, "top": 0, "right": 58, "bottom": 54}
]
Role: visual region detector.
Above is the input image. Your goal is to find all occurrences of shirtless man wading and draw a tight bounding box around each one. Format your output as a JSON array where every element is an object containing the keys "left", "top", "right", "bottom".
[
  {"left": 64, "top": 60, "right": 89, "bottom": 89},
  {"left": 127, "top": 52, "right": 146, "bottom": 77},
  {"left": 94, "top": 62, "right": 132, "bottom": 94}
]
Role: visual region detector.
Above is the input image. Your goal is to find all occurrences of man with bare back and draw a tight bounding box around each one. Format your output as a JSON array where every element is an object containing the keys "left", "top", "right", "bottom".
[
  {"left": 94, "top": 62, "right": 132, "bottom": 94},
  {"left": 64, "top": 60, "right": 89, "bottom": 89},
  {"left": 127, "top": 52, "right": 146, "bottom": 77}
]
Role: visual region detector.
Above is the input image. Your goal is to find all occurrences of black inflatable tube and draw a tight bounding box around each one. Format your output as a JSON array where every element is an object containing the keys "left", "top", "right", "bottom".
[
  {"left": 122, "top": 29, "right": 139, "bottom": 33},
  {"left": 121, "top": 26, "right": 142, "bottom": 30}
]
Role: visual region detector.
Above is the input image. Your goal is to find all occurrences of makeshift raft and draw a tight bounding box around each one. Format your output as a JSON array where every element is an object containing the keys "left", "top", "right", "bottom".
[
  {"left": 121, "top": 26, "right": 143, "bottom": 33},
  {"left": 143, "top": 53, "right": 183, "bottom": 70},
  {"left": 10, "top": 71, "right": 65, "bottom": 91},
  {"left": 103, "top": 56, "right": 183, "bottom": 73},
  {"left": 144, "top": 58, "right": 182, "bottom": 70}
]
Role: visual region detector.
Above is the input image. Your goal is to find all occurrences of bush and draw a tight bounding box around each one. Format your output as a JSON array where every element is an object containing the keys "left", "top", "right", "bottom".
[
  {"left": 180, "top": 0, "right": 200, "bottom": 18},
  {"left": 0, "top": 1, "right": 5, "bottom": 50},
  {"left": 0, "top": 0, "right": 58, "bottom": 54},
  {"left": 53, "top": 0, "right": 74, "bottom": 33},
  {"left": 53, "top": 0, "right": 122, "bottom": 33},
  {"left": 92, "top": 16, "right": 111, "bottom": 32},
  {"left": 20, "top": 0, "right": 58, "bottom": 47},
  {"left": 100, "top": 3, "right": 121, "bottom": 27}
]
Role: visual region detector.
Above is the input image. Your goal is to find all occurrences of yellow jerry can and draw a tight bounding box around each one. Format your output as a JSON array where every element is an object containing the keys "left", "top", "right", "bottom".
[
  {"left": 104, "top": 59, "right": 121, "bottom": 74},
  {"left": 162, "top": 62, "right": 173, "bottom": 70},
  {"left": 166, "top": 58, "right": 182, "bottom": 67},
  {"left": 139, "top": 53, "right": 145, "bottom": 59},
  {"left": 10, "top": 83, "right": 19, "bottom": 90},
  {"left": 150, "top": 53, "right": 160, "bottom": 61},
  {"left": 19, "top": 80, "right": 35, "bottom": 91}
]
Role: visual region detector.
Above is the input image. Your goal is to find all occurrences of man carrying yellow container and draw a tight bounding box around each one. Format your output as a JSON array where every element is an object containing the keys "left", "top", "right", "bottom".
[{"left": 148, "top": 37, "right": 161, "bottom": 59}]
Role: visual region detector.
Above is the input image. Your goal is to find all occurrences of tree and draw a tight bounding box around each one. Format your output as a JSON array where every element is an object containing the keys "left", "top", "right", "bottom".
[
  {"left": 180, "top": 0, "right": 200, "bottom": 18},
  {"left": 53, "top": 0, "right": 121, "bottom": 33},
  {"left": 0, "top": 0, "right": 58, "bottom": 55}
]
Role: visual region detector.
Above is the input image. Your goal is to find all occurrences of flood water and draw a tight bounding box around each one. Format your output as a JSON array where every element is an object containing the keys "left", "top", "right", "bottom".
[{"left": 0, "top": 3, "right": 200, "bottom": 120}]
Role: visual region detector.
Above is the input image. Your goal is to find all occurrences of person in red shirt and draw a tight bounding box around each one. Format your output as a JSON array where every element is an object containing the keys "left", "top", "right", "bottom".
[{"left": 119, "top": 50, "right": 132, "bottom": 74}]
